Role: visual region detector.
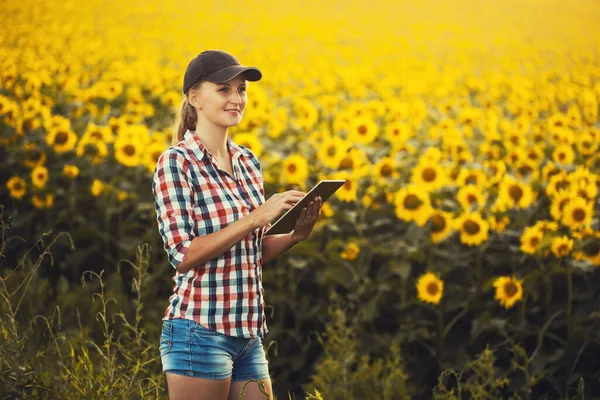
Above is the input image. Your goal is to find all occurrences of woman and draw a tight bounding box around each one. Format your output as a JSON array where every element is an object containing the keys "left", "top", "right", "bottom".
[{"left": 152, "top": 50, "right": 323, "bottom": 400}]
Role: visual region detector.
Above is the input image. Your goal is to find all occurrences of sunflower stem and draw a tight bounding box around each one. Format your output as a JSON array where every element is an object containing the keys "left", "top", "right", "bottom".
[
  {"left": 436, "top": 303, "right": 444, "bottom": 361},
  {"left": 68, "top": 178, "right": 75, "bottom": 234},
  {"left": 566, "top": 261, "right": 572, "bottom": 337},
  {"left": 519, "top": 295, "right": 527, "bottom": 327}
]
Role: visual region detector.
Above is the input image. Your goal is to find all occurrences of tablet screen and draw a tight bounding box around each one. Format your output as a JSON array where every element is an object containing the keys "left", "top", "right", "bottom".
[{"left": 264, "top": 180, "right": 346, "bottom": 235}]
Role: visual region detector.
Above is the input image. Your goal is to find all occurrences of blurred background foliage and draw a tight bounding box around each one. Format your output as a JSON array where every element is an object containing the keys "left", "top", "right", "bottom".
[{"left": 1, "top": 0, "right": 600, "bottom": 398}]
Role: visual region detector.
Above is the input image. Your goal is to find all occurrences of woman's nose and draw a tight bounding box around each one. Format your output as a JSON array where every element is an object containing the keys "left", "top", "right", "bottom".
[{"left": 231, "top": 91, "right": 243, "bottom": 104}]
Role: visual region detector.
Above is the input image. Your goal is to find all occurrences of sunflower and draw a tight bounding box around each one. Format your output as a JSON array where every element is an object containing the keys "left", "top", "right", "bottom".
[
  {"left": 116, "top": 191, "right": 129, "bottom": 202},
  {"left": 31, "top": 193, "right": 54, "bottom": 209},
  {"left": 514, "top": 159, "right": 540, "bottom": 181},
  {"left": 532, "top": 220, "right": 559, "bottom": 235},
  {"left": 0, "top": 95, "right": 16, "bottom": 117},
  {"left": 91, "top": 179, "right": 105, "bottom": 197},
  {"left": 552, "top": 144, "right": 575, "bottom": 165},
  {"left": 549, "top": 126, "right": 575, "bottom": 148},
  {"left": 503, "top": 130, "right": 527, "bottom": 149},
  {"left": 514, "top": 114, "right": 533, "bottom": 133},
  {"left": 561, "top": 197, "right": 594, "bottom": 229},
  {"left": 455, "top": 168, "right": 488, "bottom": 189},
  {"left": 31, "top": 165, "right": 48, "bottom": 188},
  {"left": 23, "top": 146, "right": 47, "bottom": 169},
  {"left": 6, "top": 176, "right": 26, "bottom": 199},
  {"left": 575, "top": 130, "right": 598, "bottom": 157},
  {"left": 576, "top": 235, "right": 600, "bottom": 266},
  {"left": 550, "top": 190, "right": 572, "bottom": 222},
  {"left": 63, "top": 165, "right": 80, "bottom": 179},
  {"left": 316, "top": 94, "right": 340, "bottom": 118},
  {"left": 333, "top": 109, "right": 353, "bottom": 134},
  {"left": 569, "top": 179, "right": 598, "bottom": 202},
  {"left": 454, "top": 150, "right": 474, "bottom": 166},
  {"left": 394, "top": 142, "right": 417, "bottom": 157},
  {"left": 337, "top": 148, "right": 370, "bottom": 178},
  {"left": 332, "top": 172, "right": 359, "bottom": 203},
  {"left": 498, "top": 176, "right": 535, "bottom": 209},
  {"left": 76, "top": 137, "right": 108, "bottom": 164},
  {"left": 520, "top": 226, "right": 544, "bottom": 255},
  {"left": 529, "top": 123, "right": 547, "bottom": 146},
  {"left": 231, "top": 132, "right": 263, "bottom": 158},
  {"left": 144, "top": 142, "right": 167, "bottom": 173},
  {"left": 488, "top": 214, "right": 511, "bottom": 233},
  {"left": 479, "top": 142, "right": 502, "bottom": 161},
  {"left": 569, "top": 165, "right": 598, "bottom": 187},
  {"left": 483, "top": 160, "right": 507, "bottom": 186},
  {"left": 373, "top": 156, "right": 399, "bottom": 182},
  {"left": 108, "top": 116, "right": 127, "bottom": 136},
  {"left": 456, "top": 184, "right": 486, "bottom": 211},
  {"left": 541, "top": 161, "right": 564, "bottom": 182},
  {"left": 83, "top": 123, "right": 114, "bottom": 143},
  {"left": 340, "top": 242, "right": 360, "bottom": 260},
  {"left": 43, "top": 114, "right": 71, "bottom": 133},
  {"left": 321, "top": 202, "right": 334, "bottom": 218},
  {"left": 525, "top": 145, "right": 545, "bottom": 165},
  {"left": 267, "top": 118, "right": 284, "bottom": 139},
  {"left": 114, "top": 136, "right": 143, "bottom": 168},
  {"left": 317, "top": 136, "right": 350, "bottom": 169},
  {"left": 426, "top": 209, "right": 454, "bottom": 243},
  {"left": 493, "top": 276, "right": 523, "bottom": 309},
  {"left": 348, "top": 115, "right": 379, "bottom": 145},
  {"left": 551, "top": 235, "right": 573, "bottom": 258},
  {"left": 419, "top": 147, "right": 444, "bottom": 164},
  {"left": 458, "top": 106, "right": 482, "bottom": 129},
  {"left": 394, "top": 185, "right": 432, "bottom": 226},
  {"left": 545, "top": 172, "right": 571, "bottom": 198},
  {"left": 292, "top": 97, "right": 318, "bottom": 131},
  {"left": 361, "top": 185, "right": 388, "bottom": 210},
  {"left": 45, "top": 126, "right": 78, "bottom": 154},
  {"left": 384, "top": 100, "right": 410, "bottom": 122},
  {"left": 385, "top": 121, "right": 412, "bottom": 147},
  {"left": 547, "top": 112, "right": 568, "bottom": 131},
  {"left": 503, "top": 147, "right": 526, "bottom": 167},
  {"left": 416, "top": 272, "right": 444, "bottom": 305},
  {"left": 411, "top": 162, "right": 450, "bottom": 192},
  {"left": 308, "top": 126, "right": 331, "bottom": 145},
  {"left": 282, "top": 154, "right": 309, "bottom": 185},
  {"left": 453, "top": 212, "right": 489, "bottom": 246},
  {"left": 566, "top": 104, "right": 582, "bottom": 129}
]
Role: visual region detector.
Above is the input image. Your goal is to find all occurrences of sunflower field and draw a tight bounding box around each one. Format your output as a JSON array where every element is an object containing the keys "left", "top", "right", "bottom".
[{"left": 1, "top": 0, "right": 600, "bottom": 398}]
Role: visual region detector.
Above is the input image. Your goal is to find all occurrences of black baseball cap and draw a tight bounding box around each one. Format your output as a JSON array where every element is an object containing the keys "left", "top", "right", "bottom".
[{"left": 183, "top": 50, "right": 262, "bottom": 94}]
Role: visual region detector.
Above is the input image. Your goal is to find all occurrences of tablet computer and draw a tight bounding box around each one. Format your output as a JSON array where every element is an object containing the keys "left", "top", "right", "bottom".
[{"left": 264, "top": 179, "right": 346, "bottom": 236}]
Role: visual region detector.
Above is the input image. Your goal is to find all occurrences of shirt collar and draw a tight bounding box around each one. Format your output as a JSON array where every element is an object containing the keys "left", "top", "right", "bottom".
[{"left": 183, "top": 129, "right": 249, "bottom": 163}]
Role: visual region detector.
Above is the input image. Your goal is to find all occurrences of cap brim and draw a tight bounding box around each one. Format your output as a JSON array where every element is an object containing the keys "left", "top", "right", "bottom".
[{"left": 205, "top": 65, "right": 262, "bottom": 83}]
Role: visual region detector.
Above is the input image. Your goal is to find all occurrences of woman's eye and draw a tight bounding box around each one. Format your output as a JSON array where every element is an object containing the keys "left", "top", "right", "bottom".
[
  {"left": 238, "top": 87, "right": 246, "bottom": 93},
  {"left": 219, "top": 87, "right": 228, "bottom": 92}
]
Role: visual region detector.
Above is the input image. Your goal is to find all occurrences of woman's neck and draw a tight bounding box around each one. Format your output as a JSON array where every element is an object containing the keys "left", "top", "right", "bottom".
[{"left": 194, "top": 115, "right": 229, "bottom": 159}]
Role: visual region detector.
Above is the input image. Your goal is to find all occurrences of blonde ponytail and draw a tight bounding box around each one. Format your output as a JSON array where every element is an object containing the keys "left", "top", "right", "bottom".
[{"left": 173, "top": 83, "right": 201, "bottom": 144}]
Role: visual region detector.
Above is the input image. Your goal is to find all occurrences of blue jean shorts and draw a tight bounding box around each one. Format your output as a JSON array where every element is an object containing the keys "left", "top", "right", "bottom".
[{"left": 159, "top": 318, "right": 270, "bottom": 382}]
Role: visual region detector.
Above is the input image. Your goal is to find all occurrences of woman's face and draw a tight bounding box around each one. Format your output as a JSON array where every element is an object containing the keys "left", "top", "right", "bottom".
[{"left": 190, "top": 75, "right": 248, "bottom": 128}]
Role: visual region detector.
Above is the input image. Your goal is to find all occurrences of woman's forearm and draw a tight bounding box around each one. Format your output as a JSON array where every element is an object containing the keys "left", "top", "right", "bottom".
[
  {"left": 176, "top": 214, "right": 259, "bottom": 274},
  {"left": 261, "top": 232, "right": 300, "bottom": 264}
]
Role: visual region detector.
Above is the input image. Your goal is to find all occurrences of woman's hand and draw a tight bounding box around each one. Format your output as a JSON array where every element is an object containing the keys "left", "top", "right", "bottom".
[
  {"left": 292, "top": 196, "right": 322, "bottom": 242},
  {"left": 252, "top": 190, "right": 306, "bottom": 228}
]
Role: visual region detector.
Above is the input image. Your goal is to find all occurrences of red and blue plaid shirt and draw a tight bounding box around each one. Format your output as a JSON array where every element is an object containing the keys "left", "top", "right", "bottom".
[{"left": 152, "top": 129, "right": 271, "bottom": 338}]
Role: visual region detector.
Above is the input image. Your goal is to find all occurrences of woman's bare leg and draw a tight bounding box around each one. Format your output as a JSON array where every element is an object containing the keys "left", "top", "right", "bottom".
[
  {"left": 228, "top": 378, "right": 273, "bottom": 400},
  {"left": 166, "top": 372, "right": 231, "bottom": 400}
]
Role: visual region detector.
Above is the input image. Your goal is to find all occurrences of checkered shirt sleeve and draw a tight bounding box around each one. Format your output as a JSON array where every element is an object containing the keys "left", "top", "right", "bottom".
[{"left": 152, "top": 148, "right": 196, "bottom": 270}]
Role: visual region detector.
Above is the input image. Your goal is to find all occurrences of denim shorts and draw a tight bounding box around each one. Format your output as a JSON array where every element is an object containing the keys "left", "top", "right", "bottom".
[{"left": 159, "top": 318, "right": 270, "bottom": 382}]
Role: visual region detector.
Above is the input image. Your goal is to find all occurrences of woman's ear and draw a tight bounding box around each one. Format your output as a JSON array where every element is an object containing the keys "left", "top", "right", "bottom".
[{"left": 188, "top": 88, "right": 201, "bottom": 110}]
